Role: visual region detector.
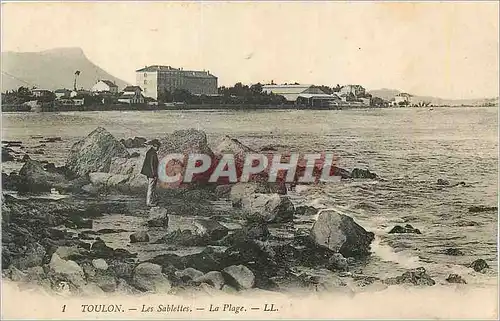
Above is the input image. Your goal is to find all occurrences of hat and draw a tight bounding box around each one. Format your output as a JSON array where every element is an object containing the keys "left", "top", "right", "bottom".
[{"left": 149, "top": 139, "right": 161, "bottom": 147}]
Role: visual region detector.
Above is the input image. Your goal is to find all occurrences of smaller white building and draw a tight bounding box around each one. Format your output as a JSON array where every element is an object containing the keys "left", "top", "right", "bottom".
[
  {"left": 118, "top": 86, "right": 145, "bottom": 104},
  {"left": 394, "top": 93, "right": 412, "bottom": 105},
  {"left": 92, "top": 80, "right": 119, "bottom": 94}
]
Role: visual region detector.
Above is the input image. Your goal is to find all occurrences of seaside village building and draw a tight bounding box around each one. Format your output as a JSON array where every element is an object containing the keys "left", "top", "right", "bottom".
[
  {"left": 136, "top": 65, "right": 218, "bottom": 100},
  {"left": 393, "top": 92, "right": 412, "bottom": 106},
  {"left": 118, "top": 86, "right": 145, "bottom": 104},
  {"left": 91, "top": 80, "right": 119, "bottom": 94},
  {"left": 262, "top": 84, "right": 341, "bottom": 108}
]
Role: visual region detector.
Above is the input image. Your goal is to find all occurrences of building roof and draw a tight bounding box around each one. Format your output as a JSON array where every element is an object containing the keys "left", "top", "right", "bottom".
[
  {"left": 98, "top": 80, "right": 118, "bottom": 88},
  {"left": 55, "top": 89, "right": 71, "bottom": 93},
  {"left": 298, "top": 93, "right": 340, "bottom": 99},
  {"left": 136, "top": 65, "right": 180, "bottom": 72},
  {"left": 123, "top": 86, "right": 142, "bottom": 92},
  {"left": 136, "top": 65, "right": 217, "bottom": 78}
]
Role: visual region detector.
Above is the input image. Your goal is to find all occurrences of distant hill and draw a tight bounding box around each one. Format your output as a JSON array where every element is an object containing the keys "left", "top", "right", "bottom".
[
  {"left": 369, "top": 88, "right": 498, "bottom": 106},
  {"left": 1, "top": 47, "right": 129, "bottom": 92}
]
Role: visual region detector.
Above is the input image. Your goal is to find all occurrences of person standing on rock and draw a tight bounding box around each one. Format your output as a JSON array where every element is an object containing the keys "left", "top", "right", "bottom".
[{"left": 141, "top": 139, "right": 161, "bottom": 207}]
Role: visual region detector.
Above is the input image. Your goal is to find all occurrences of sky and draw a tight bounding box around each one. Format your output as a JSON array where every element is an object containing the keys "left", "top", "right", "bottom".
[{"left": 2, "top": 1, "right": 499, "bottom": 99}]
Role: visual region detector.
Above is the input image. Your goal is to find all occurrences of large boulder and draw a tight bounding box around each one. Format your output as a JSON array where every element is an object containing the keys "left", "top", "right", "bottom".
[
  {"left": 48, "top": 253, "right": 85, "bottom": 287},
  {"left": 130, "top": 231, "right": 150, "bottom": 243},
  {"left": 120, "top": 137, "right": 147, "bottom": 148},
  {"left": 222, "top": 265, "right": 255, "bottom": 289},
  {"left": 384, "top": 267, "right": 435, "bottom": 286},
  {"left": 310, "top": 209, "right": 374, "bottom": 258},
  {"left": 159, "top": 129, "right": 213, "bottom": 157},
  {"left": 17, "top": 159, "right": 68, "bottom": 192},
  {"left": 109, "top": 157, "right": 143, "bottom": 175},
  {"left": 193, "top": 219, "right": 228, "bottom": 241},
  {"left": 65, "top": 127, "right": 129, "bottom": 176},
  {"left": 132, "top": 262, "right": 171, "bottom": 292},
  {"left": 194, "top": 271, "right": 225, "bottom": 290},
  {"left": 213, "top": 135, "right": 254, "bottom": 156},
  {"left": 230, "top": 182, "right": 286, "bottom": 206},
  {"left": 388, "top": 224, "right": 422, "bottom": 234},
  {"left": 240, "top": 193, "right": 295, "bottom": 223},
  {"left": 147, "top": 207, "right": 169, "bottom": 228}
]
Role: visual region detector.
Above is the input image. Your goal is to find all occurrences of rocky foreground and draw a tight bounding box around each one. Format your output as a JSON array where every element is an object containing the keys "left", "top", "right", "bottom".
[{"left": 1, "top": 127, "right": 490, "bottom": 296}]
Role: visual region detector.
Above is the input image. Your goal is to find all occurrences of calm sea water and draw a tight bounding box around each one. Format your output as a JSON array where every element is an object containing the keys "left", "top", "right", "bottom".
[{"left": 2, "top": 107, "right": 498, "bottom": 285}]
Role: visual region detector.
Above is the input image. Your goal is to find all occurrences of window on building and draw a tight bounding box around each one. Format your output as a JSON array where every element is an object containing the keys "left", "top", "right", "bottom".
[
  {"left": 144, "top": 80, "right": 148, "bottom": 85},
  {"left": 144, "top": 73, "right": 147, "bottom": 78}
]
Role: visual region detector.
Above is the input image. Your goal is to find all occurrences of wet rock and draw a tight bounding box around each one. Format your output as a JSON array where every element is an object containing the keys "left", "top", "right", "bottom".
[
  {"left": 158, "top": 128, "right": 214, "bottom": 157},
  {"left": 116, "top": 278, "right": 141, "bottom": 294},
  {"left": 147, "top": 207, "right": 169, "bottom": 227},
  {"left": 120, "top": 137, "right": 147, "bottom": 148},
  {"left": 446, "top": 274, "right": 467, "bottom": 284},
  {"left": 156, "top": 230, "right": 207, "bottom": 246},
  {"left": 90, "top": 238, "right": 135, "bottom": 259},
  {"left": 444, "top": 248, "right": 464, "bottom": 256},
  {"left": 222, "top": 265, "right": 255, "bottom": 289},
  {"left": 468, "top": 206, "right": 498, "bottom": 213},
  {"left": 310, "top": 209, "right": 374, "bottom": 258},
  {"left": 17, "top": 159, "right": 69, "bottom": 193},
  {"left": 437, "top": 179, "right": 450, "bottom": 186},
  {"left": 89, "top": 172, "right": 129, "bottom": 188},
  {"left": 221, "top": 284, "right": 238, "bottom": 294},
  {"left": 92, "top": 259, "right": 109, "bottom": 270},
  {"left": 130, "top": 231, "right": 150, "bottom": 243},
  {"left": 65, "top": 215, "right": 93, "bottom": 229},
  {"left": 469, "top": 259, "right": 489, "bottom": 273},
  {"left": 65, "top": 127, "right": 130, "bottom": 176},
  {"left": 295, "top": 205, "right": 319, "bottom": 216},
  {"left": 388, "top": 224, "right": 421, "bottom": 234},
  {"left": 2, "top": 172, "right": 22, "bottom": 190},
  {"left": 6, "top": 265, "right": 28, "bottom": 282},
  {"left": 92, "top": 270, "right": 118, "bottom": 292},
  {"left": 48, "top": 253, "right": 85, "bottom": 287},
  {"left": 327, "top": 253, "right": 349, "bottom": 271},
  {"left": 240, "top": 193, "right": 295, "bottom": 223},
  {"left": 194, "top": 271, "right": 225, "bottom": 290},
  {"left": 193, "top": 219, "right": 228, "bottom": 241},
  {"left": 383, "top": 267, "right": 435, "bottom": 286},
  {"left": 132, "top": 262, "right": 171, "bottom": 292},
  {"left": 350, "top": 168, "right": 377, "bottom": 179},
  {"left": 96, "top": 228, "right": 128, "bottom": 234},
  {"left": 55, "top": 246, "right": 85, "bottom": 260},
  {"left": 110, "top": 260, "right": 135, "bottom": 280},
  {"left": 42, "top": 137, "right": 62, "bottom": 143},
  {"left": 175, "top": 267, "right": 204, "bottom": 281},
  {"left": 26, "top": 266, "right": 46, "bottom": 281},
  {"left": 303, "top": 271, "right": 348, "bottom": 292}
]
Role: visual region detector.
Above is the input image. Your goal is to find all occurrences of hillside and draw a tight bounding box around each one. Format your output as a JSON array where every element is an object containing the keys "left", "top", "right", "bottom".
[{"left": 1, "top": 47, "right": 129, "bottom": 92}]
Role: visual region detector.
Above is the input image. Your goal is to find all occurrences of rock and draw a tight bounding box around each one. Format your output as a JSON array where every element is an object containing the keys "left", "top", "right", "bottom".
[
  {"left": 116, "top": 278, "right": 141, "bottom": 294},
  {"left": 132, "top": 262, "right": 171, "bottom": 292},
  {"left": 213, "top": 135, "right": 254, "bottom": 156},
  {"left": 89, "top": 172, "right": 129, "bottom": 187},
  {"left": 194, "top": 271, "right": 225, "bottom": 290},
  {"left": 437, "top": 179, "right": 450, "bottom": 185},
  {"left": 469, "top": 259, "right": 489, "bottom": 272},
  {"left": 156, "top": 230, "right": 207, "bottom": 246},
  {"left": 350, "top": 168, "right": 377, "bottom": 179},
  {"left": 65, "top": 127, "right": 130, "bottom": 176},
  {"left": 446, "top": 274, "right": 467, "bottom": 284},
  {"left": 193, "top": 219, "right": 228, "bottom": 241},
  {"left": 130, "top": 231, "right": 150, "bottom": 243},
  {"left": 230, "top": 182, "right": 286, "bottom": 206},
  {"left": 388, "top": 224, "right": 422, "bottom": 234},
  {"left": 92, "top": 259, "right": 109, "bottom": 270},
  {"left": 457, "top": 220, "right": 480, "bottom": 227},
  {"left": 6, "top": 265, "right": 28, "bottom": 282},
  {"left": 295, "top": 205, "right": 319, "bottom": 216},
  {"left": 120, "top": 137, "right": 147, "bottom": 148},
  {"left": 383, "top": 267, "right": 435, "bottom": 286},
  {"left": 110, "top": 260, "right": 135, "bottom": 279},
  {"left": 303, "top": 271, "right": 348, "bottom": 292},
  {"left": 48, "top": 253, "right": 85, "bottom": 287},
  {"left": 147, "top": 207, "right": 169, "bottom": 227},
  {"left": 444, "top": 248, "right": 464, "bottom": 256},
  {"left": 55, "top": 246, "right": 85, "bottom": 260},
  {"left": 2, "top": 147, "right": 15, "bottom": 161},
  {"left": 215, "top": 184, "right": 232, "bottom": 198},
  {"left": 310, "top": 209, "right": 374, "bottom": 258},
  {"left": 26, "top": 266, "right": 46, "bottom": 281},
  {"left": 11, "top": 242, "right": 46, "bottom": 269},
  {"left": 468, "top": 206, "right": 498, "bottom": 213},
  {"left": 221, "top": 284, "right": 238, "bottom": 294},
  {"left": 327, "top": 253, "right": 349, "bottom": 271},
  {"left": 109, "top": 157, "right": 141, "bottom": 175},
  {"left": 240, "top": 193, "right": 295, "bottom": 223},
  {"left": 158, "top": 129, "right": 214, "bottom": 157},
  {"left": 222, "top": 265, "right": 255, "bottom": 289},
  {"left": 175, "top": 267, "right": 204, "bottom": 281},
  {"left": 17, "top": 159, "right": 68, "bottom": 193}
]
